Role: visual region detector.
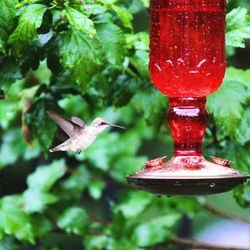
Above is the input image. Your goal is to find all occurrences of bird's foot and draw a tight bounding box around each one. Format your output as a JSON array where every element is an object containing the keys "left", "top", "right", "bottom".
[{"left": 76, "top": 149, "right": 81, "bottom": 155}]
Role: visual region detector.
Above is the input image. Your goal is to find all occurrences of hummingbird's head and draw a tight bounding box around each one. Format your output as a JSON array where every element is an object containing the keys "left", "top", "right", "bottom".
[{"left": 92, "top": 118, "right": 125, "bottom": 133}]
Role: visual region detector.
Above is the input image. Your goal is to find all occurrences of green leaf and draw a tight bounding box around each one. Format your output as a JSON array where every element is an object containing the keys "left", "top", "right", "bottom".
[
  {"left": 8, "top": 4, "right": 47, "bottom": 56},
  {"left": 23, "top": 189, "right": 58, "bottom": 213},
  {"left": 0, "top": 237, "right": 18, "bottom": 250},
  {"left": 0, "top": 129, "right": 23, "bottom": 167},
  {"left": 140, "top": 0, "right": 149, "bottom": 8},
  {"left": 96, "top": 23, "right": 125, "bottom": 65},
  {"left": 132, "top": 89, "right": 167, "bottom": 130},
  {"left": 27, "top": 160, "right": 66, "bottom": 192},
  {"left": 0, "top": 196, "right": 34, "bottom": 243},
  {"left": 57, "top": 207, "right": 88, "bottom": 236},
  {"left": 84, "top": 235, "right": 110, "bottom": 250},
  {"left": 132, "top": 213, "right": 180, "bottom": 247},
  {"left": 22, "top": 160, "right": 66, "bottom": 213},
  {"left": 0, "top": 39, "right": 4, "bottom": 52},
  {"left": 65, "top": 7, "right": 96, "bottom": 37},
  {"left": 236, "top": 109, "right": 250, "bottom": 145},
  {"left": 31, "top": 215, "right": 53, "bottom": 237},
  {"left": 127, "top": 32, "right": 149, "bottom": 79},
  {"left": 221, "top": 143, "right": 250, "bottom": 174},
  {"left": 115, "top": 192, "right": 153, "bottom": 218},
  {"left": 0, "top": 129, "right": 39, "bottom": 169},
  {"left": 110, "top": 155, "right": 146, "bottom": 183},
  {"left": 91, "top": 4, "right": 107, "bottom": 15},
  {"left": 207, "top": 68, "right": 248, "bottom": 139},
  {"left": 130, "top": 50, "right": 149, "bottom": 79},
  {"left": 59, "top": 165, "right": 90, "bottom": 201},
  {"left": 0, "top": 59, "right": 22, "bottom": 84},
  {"left": 219, "top": 67, "right": 250, "bottom": 101},
  {"left": 168, "top": 197, "right": 201, "bottom": 217},
  {"left": 59, "top": 30, "right": 101, "bottom": 93},
  {"left": 0, "top": 0, "right": 18, "bottom": 52},
  {"left": 226, "top": 7, "right": 250, "bottom": 48},
  {"left": 113, "top": 78, "right": 144, "bottom": 108},
  {"left": 82, "top": 133, "right": 119, "bottom": 171},
  {"left": 26, "top": 97, "right": 57, "bottom": 153},
  {"left": 112, "top": 5, "right": 133, "bottom": 29},
  {"left": 98, "top": 0, "right": 117, "bottom": 4},
  {"left": 88, "top": 179, "right": 106, "bottom": 200},
  {"left": 0, "top": 101, "right": 17, "bottom": 130},
  {"left": 234, "top": 182, "right": 250, "bottom": 208},
  {"left": 234, "top": 144, "right": 250, "bottom": 173}
]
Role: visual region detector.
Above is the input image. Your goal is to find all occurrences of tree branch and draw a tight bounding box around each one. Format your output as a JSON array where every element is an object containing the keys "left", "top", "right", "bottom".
[
  {"left": 200, "top": 201, "right": 250, "bottom": 224},
  {"left": 167, "top": 236, "right": 250, "bottom": 250},
  {"left": 88, "top": 213, "right": 110, "bottom": 226}
]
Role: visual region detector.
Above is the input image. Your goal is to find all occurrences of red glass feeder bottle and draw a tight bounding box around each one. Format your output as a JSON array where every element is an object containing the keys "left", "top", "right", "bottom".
[{"left": 128, "top": 0, "right": 250, "bottom": 195}]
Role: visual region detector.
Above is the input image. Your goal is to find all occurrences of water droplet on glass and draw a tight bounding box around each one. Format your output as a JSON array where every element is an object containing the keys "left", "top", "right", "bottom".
[
  {"left": 154, "top": 63, "right": 162, "bottom": 72},
  {"left": 189, "top": 70, "right": 199, "bottom": 74},
  {"left": 197, "top": 59, "right": 207, "bottom": 68},
  {"left": 177, "top": 58, "right": 185, "bottom": 65},
  {"left": 166, "top": 60, "right": 174, "bottom": 67}
]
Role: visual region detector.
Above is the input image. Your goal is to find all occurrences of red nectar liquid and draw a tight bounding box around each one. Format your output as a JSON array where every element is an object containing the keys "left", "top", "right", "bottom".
[{"left": 149, "top": 0, "right": 226, "bottom": 97}]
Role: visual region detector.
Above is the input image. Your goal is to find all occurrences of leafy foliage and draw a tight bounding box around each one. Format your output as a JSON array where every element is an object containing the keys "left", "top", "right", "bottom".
[
  {"left": 207, "top": 68, "right": 248, "bottom": 139},
  {"left": 0, "top": 0, "right": 249, "bottom": 249},
  {"left": 0, "top": 0, "right": 18, "bottom": 53},
  {"left": 57, "top": 207, "right": 89, "bottom": 235},
  {"left": 0, "top": 196, "right": 34, "bottom": 243},
  {"left": 226, "top": 7, "right": 250, "bottom": 48},
  {"left": 59, "top": 30, "right": 101, "bottom": 93},
  {"left": 65, "top": 6, "right": 96, "bottom": 37},
  {"left": 8, "top": 4, "right": 47, "bottom": 56}
]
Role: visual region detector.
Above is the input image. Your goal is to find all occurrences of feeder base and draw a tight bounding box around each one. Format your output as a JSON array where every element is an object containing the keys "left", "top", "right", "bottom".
[
  {"left": 127, "top": 156, "right": 250, "bottom": 195},
  {"left": 127, "top": 175, "right": 250, "bottom": 196}
]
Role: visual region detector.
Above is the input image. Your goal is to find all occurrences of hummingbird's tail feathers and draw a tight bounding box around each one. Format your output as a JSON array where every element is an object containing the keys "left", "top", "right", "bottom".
[
  {"left": 49, "top": 139, "right": 72, "bottom": 153},
  {"left": 49, "top": 145, "right": 62, "bottom": 152}
]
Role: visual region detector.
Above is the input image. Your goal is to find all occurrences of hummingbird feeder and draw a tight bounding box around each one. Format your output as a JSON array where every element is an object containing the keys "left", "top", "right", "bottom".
[{"left": 127, "top": 0, "right": 250, "bottom": 195}]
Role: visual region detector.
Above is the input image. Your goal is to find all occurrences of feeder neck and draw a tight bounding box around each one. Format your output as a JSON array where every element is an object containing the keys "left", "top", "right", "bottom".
[{"left": 167, "top": 97, "right": 208, "bottom": 156}]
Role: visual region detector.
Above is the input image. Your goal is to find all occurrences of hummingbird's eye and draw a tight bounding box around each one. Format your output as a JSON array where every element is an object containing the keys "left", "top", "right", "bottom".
[{"left": 100, "top": 122, "right": 107, "bottom": 126}]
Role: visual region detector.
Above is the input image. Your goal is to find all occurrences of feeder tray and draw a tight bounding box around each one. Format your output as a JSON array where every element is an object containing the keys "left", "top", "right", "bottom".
[
  {"left": 127, "top": 156, "right": 250, "bottom": 196},
  {"left": 127, "top": 175, "right": 250, "bottom": 196}
]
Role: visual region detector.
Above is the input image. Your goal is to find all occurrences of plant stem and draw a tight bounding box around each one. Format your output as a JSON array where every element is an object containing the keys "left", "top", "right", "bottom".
[
  {"left": 168, "top": 236, "right": 250, "bottom": 250},
  {"left": 199, "top": 200, "right": 250, "bottom": 224},
  {"left": 88, "top": 213, "right": 110, "bottom": 226}
]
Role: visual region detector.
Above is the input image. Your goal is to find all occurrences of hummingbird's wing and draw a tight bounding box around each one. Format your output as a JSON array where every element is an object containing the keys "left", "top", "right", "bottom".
[
  {"left": 47, "top": 111, "right": 85, "bottom": 138},
  {"left": 71, "top": 116, "right": 86, "bottom": 128}
]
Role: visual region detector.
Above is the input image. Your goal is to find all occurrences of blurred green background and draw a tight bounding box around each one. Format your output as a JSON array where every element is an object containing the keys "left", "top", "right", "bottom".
[{"left": 0, "top": 0, "right": 250, "bottom": 249}]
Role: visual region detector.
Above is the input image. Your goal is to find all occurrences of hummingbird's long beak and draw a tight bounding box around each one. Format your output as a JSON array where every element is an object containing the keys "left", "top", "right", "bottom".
[{"left": 110, "top": 123, "right": 125, "bottom": 129}]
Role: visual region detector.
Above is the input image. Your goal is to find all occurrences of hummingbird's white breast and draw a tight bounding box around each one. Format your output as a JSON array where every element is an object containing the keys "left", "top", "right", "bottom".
[{"left": 74, "top": 126, "right": 99, "bottom": 151}]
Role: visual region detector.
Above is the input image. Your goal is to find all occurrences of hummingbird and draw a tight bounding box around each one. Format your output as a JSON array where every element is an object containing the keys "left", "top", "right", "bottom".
[{"left": 47, "top": 111, "right": 125, "bottom": 154}]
